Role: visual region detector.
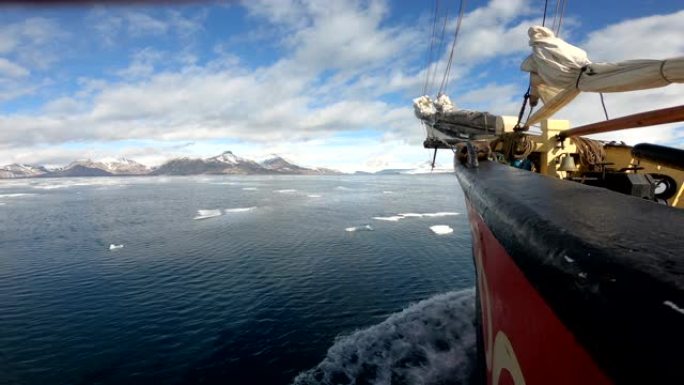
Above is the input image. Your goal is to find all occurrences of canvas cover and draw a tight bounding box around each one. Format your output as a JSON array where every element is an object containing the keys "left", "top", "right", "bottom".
[{"left": 521, "top": 26, "right": 684, "bottom": 125}]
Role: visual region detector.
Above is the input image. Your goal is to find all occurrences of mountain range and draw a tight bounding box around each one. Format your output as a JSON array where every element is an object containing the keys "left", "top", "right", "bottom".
[{"left": 0, "top": 152, "right": 341, "bottom": 179}]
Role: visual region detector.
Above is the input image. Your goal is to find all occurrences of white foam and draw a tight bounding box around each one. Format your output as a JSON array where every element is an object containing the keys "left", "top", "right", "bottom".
[
  {"left": 292, "top": 289, "right": 476, "bottom": 385},
  {"left": 276, "top": 189, "right": 296, "bottom": 193},
  {"left": 242, "top": 187, "right": 258, "bottom": 191},
  {"left": 345, "top": 225, "right": 374, "bottom": 232},
  {"left": 663, "top": 300, "right": 684, "bottom": 315},
  {"left": 109, "top": 244, "right": 124, "bottom": 250},
  {"left": 336, "top": 186, "right": 353, "bottom": 191},
  {"left": 382, "top": 191, "right": 394, "bottom": 194},
  {"left": 0, "top": 202, "right": 5, "bottom": 206},
  {"left": 307, "top": 194, "right": 321, "bottom": 198},
  {"left": 193, "top": 209, "right": 222, "bottom": 220},
  {"left": 0, "top": 193, "right": 35, "bottom": 198},
  {"left": 224, "top": 207, "right": 256, "bottom": 213},
  {"left": 372, "top": 216, "right": 404, "bottom": 222},
  {"left": 430, "top": 225, "right": 454, "bottom": 235}
]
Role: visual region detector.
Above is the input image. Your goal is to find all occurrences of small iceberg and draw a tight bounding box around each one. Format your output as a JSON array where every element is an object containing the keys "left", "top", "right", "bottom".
[
  {"left": 345, "top": 225, "right": 374, "bottom": 232},
  {"left": 193, "top": 209, "right": 222, "bottom": 220},
  {"left": 430, "top": 225, "right": 454, "bottom": 235},
  {"left": 225, "top": 207, "right": 256, "bottom": 213},
  {"left": 109, "top": 244, "right": 124, "bottom": 250}
]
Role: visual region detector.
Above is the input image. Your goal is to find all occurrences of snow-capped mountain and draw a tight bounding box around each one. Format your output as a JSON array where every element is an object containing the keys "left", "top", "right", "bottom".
[
  {"left": 0, "top": 164, "right": 49, "bottom": 178},
  {"left": 45, "top": 158, "right": 150, "bottom": 177},
  {"left": 98, "top": 157, "right": 149, "bottom": 175},
  {"left": 0, "top": 151, "right": 341, "bottom": 178}
]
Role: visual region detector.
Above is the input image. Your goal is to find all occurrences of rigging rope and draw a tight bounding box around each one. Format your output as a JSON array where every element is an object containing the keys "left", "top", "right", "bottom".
[
  {"left": 429, "top": 4, "right": 451, "bottom": 95},
  {"left": 551, "top": 0, "right": 561, "bottom": 34},
  {"left": 571, "top": 137, "right": 605, "bottom": 170},
  {"left": 556, "top": 0, "right": 567, "bottom": 36},
  {"left": 542, "top": 0, "right": 549, "bottom": 26},
  {"left": 421, "top": 0, "right": 440, "bottom": 96},
  {"left": 599, "top": 93, "right": 610, "bottom": 120},
  {"left": 438, "top": 0, "right": 466, "bottom": 95}
]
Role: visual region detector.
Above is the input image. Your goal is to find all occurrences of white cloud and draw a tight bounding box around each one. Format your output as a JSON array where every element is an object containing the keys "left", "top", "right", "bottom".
[
  {"left": 583, "top": 10, "right": 684, "bottom": 61},
  {"left": 0, "top": 58, "right": 29, "bottom": 78},
  {"left": 2, "top": 1, "right": 681, "bottom": 172}
]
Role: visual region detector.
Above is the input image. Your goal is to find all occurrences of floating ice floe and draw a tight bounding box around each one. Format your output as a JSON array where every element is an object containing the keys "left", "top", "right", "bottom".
[
  {"left": 0, "top": 193, "right": 35, "bottom": 198},
  {"left": 372, "top": 216, "right": 404, "bottom": 222},
  {"left": 293, "top": 288, "right": 476, "bottom": 385},
  {"left": 276, "top": 189, "right": 296, "bottom": 193},
  {"left": 193, "top": 209, "right": 222, "bottom": 220},
  {"left": 430, "top": 225, "right": 454, "bottom": 235},
  {"left": 225, "top": 207, "right": 256, "bottom": 213},
  {"left": 109, "top": 244, "right": 124, "bottom": 250},
  {"left": 399, "top": 212, "right": 460, "bottom": 218},
  {"left": 32, "top": 184, "right": 71, "bottom": 190},
  {"left": 372, "top": 212, "right": 461, "bottom": 222},
  {"left": 345, "top": 225, "right": 374, "bottom": 232}
]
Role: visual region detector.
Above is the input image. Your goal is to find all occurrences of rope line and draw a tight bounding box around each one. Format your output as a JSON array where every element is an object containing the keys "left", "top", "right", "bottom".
[
  {"left": 438, "top": 0, "right": 466, "bottom": 95},
  {"left": 422, "top": 0, "right": 440, "bottom": 96},
  {"left": 599, "top": 93, "right": 609, "bottom": 120}
]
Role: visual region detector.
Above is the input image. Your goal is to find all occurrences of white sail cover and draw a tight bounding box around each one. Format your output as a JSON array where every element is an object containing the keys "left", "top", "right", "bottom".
[{"left": 521, "top": 26, "right": 684, "bottom": 125}]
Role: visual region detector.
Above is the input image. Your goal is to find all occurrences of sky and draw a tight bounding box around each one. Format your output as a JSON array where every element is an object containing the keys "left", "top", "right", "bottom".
[{"left": 0, "top": 0, "right": 682, "bottom": 172}]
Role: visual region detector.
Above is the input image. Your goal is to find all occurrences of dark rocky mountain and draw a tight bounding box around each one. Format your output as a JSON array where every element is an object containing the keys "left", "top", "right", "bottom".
[
  {"left": 259, "top": 155, "right": 339, "bottom": 175},
  {"left": 44, "top": 165, "right": 113, "bottom": 177}
]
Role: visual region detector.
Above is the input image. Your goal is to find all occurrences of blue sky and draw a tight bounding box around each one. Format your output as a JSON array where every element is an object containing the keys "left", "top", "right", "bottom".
[{"left": 0, "top": 0, "right": 682, "bottom": 171}]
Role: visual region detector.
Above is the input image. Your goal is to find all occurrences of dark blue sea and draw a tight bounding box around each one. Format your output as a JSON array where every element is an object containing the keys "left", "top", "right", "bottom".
[{"left": 0, "top": 175, "right": 476, "bottom": 385}]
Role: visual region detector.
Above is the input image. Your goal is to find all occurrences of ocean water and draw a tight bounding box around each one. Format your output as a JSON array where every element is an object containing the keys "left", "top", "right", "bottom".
[{"left": 0, "top": 175, "right": 475, "bottom": 385}]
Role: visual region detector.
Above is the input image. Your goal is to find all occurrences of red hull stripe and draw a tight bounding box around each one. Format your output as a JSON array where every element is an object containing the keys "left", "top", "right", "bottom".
[{"left": 468, "top": 202, "right": 612, "bottom": 385}]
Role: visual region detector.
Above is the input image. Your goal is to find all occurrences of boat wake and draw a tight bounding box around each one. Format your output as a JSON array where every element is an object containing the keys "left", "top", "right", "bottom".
[{"left": 292, "top": 288, "right": 477, "bottom": 385}]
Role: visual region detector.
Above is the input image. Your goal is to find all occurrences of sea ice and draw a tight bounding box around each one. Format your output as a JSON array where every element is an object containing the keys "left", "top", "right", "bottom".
[
  {"left": 345, "top": 225, "right": 374, "bottom": 232},
  {"left": 372, "top": 216, "right": 404, "bottom": 222},
  {"left": 430, "top": 225, "right": 454, "bottom": 235},
  {"left": 224, "top": 207, "right": 256, "bottom": 213},
  {"left": 193, "top": 209, "right": 222, "bottom": 220},
  {"left": 0, "top": 193, "right": 35, "bottom": 198}
]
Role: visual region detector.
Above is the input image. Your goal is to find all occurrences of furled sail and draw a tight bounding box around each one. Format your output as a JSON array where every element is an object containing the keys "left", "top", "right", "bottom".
[
  {"left": 522, "top": 26, "right": 684, "bottom": 125},
  {"left": 414, "top": 94, "right": 501, "bottom": 141}
]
